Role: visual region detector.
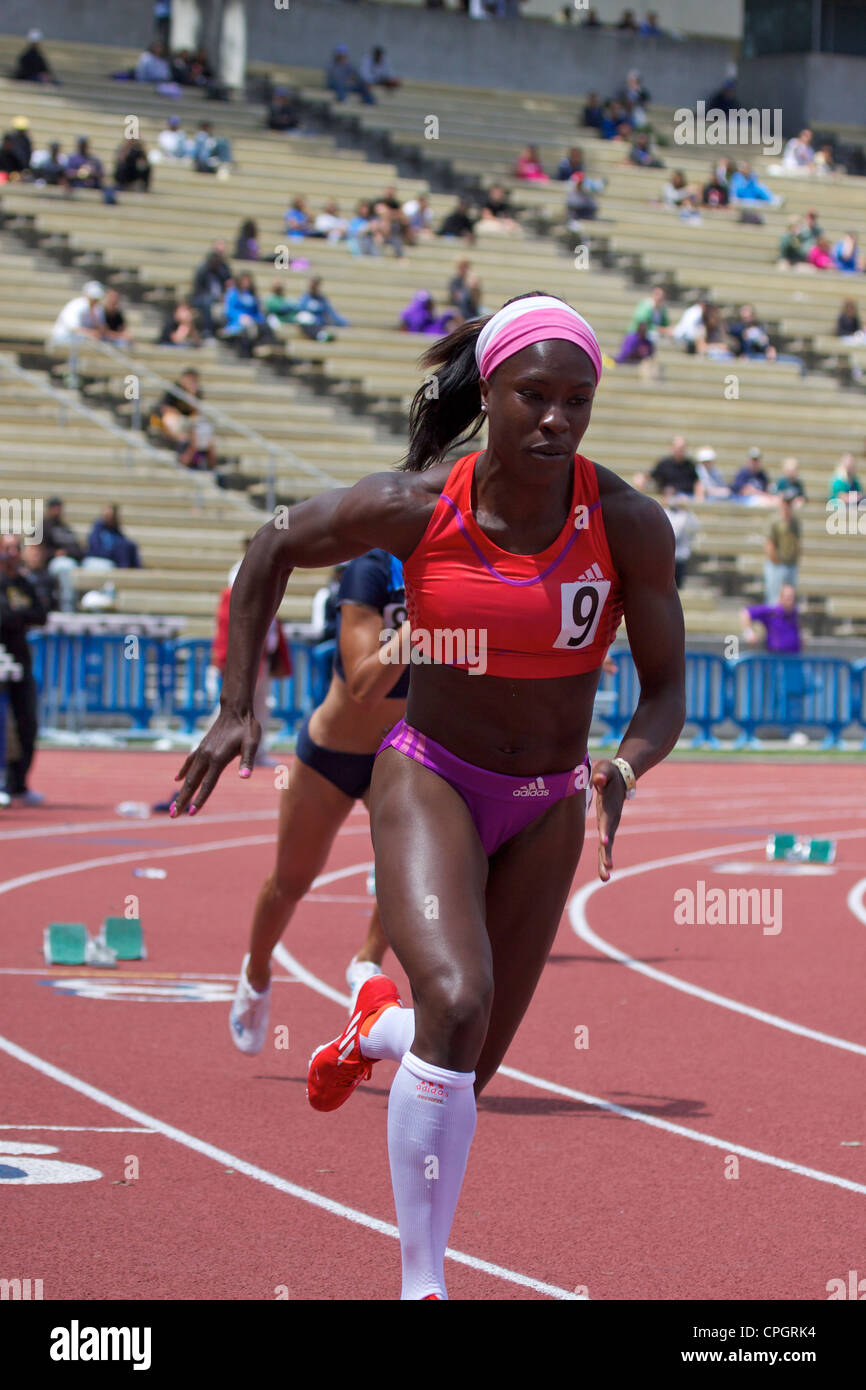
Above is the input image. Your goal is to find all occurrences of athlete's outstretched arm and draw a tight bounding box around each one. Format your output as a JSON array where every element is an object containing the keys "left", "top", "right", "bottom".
[
  {"left": 173, "top": 473, "right": 423, "bottom": 814},
  {"left": 593, "top": 487, "right": 686, "bottom": 880}
]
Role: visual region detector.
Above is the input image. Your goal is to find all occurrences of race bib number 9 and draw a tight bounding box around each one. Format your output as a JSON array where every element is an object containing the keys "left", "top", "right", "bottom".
[
  {"left": 383, "top": 600, "right": 408, "bottom": 630},
  {"left": 553, "top": 580, "right": 611, "bottom": 650}
]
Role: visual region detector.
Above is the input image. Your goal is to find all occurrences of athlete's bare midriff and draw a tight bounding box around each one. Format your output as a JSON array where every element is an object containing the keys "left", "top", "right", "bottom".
[{"left": 308, "top": 674, "right": 405, "bottom": 754}]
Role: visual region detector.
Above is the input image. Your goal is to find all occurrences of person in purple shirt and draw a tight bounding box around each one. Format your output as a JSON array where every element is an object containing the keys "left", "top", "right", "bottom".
[
  {"left": 615, "top": 319, "right": 655, "bottom": 363},
  {"left": 741, "top": 585, "right": 801, "bottom": 654}
]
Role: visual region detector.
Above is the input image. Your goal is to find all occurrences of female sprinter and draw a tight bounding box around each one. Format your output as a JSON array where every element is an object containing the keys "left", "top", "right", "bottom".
[
  {"left": 172, "top": 293, "right": 686, "bottom": 1300},
  {"left": 229, "top": 549, "right": 410, "bottom": 1052}
]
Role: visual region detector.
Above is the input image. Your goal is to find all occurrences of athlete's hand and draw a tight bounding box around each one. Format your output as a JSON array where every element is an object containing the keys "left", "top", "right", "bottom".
[
  {"left": 171, "top": 706, "right": 261, "bottom": 817},
  {"left": 591, "top": 759, "right": 627, "bottom": 882}
]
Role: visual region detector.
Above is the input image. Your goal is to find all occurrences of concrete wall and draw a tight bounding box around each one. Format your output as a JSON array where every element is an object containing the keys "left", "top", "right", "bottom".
[
  {"left": 739, "top": 52, "right": 866, "bottom": 133},
  {"left": 371, "top": 0, "right": 746, "bottom": 42}
]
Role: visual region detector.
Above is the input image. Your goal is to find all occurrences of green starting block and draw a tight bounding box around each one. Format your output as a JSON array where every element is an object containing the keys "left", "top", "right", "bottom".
[
  {"left": 766, "top": 834, "right": 836, "bottom": 865},
  {"left": 44, "top": 923, "right": 88, "bottom": 966},
  {"left": 97, "top": 917, "right": 146, "bottom": 961}
]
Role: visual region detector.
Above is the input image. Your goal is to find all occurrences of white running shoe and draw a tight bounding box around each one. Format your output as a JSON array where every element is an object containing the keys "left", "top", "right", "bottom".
[
  {"left": 345, "top": 956, "right": 383, "bottom": 1013},
  {"left": 10, "top": 790, "right": 45, "bottom": 806},
  {"left": 229, "top": 954, "right": 272, "bottom": 1054}
]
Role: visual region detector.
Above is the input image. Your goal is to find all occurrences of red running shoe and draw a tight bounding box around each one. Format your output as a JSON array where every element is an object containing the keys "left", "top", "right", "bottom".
[{"left": 307, "top": 976, "right": 402, "bottom": 1112}]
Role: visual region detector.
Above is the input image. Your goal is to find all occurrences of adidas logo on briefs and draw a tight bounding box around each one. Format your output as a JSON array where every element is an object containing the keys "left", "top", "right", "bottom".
[
  {"left": 336, "top": 1009, "right": 362, "bottom": 1065},
  {"left": 513, "top": 777, "right": 550, "bottom": 798}
]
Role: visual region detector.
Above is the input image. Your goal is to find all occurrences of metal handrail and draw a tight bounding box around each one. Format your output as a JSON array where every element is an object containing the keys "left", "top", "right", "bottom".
[{"left": 64, "top": 336, "right": 340, "bottom": 510}]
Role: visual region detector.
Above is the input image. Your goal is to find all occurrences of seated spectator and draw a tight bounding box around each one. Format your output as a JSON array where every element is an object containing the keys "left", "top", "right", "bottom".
[
  {"left": 158, "top": 301, "right": 202, "bottom": 348},
  {"left": 672, "top": 295, "right": 708, "bottom": 351},
  {"left": 728, "top": 162, "right": 781, "bottom": 205},
  {"left": 265, "top": 282, "right": 301, "bottom": 332},
  {"left": 448, "top": 260, "right": 472, "bottom": 310},
  {"left": 191, "top": 122, "right": 231, "bottom": 173},
  {"left": 191, "top": 243, "right": 232, "bottom": 338},
  {"left": 566, "top": 174, "right": 598, "bottom": 224},
  {"left": 582, "top": 93, "right": 604, "bottom": 130},
  {"left": 477, "top": 184, "right": 521, "bottom": 235},
  {"left": 456, "top": 273, "right": 483, "bottom": 322},
  {"left": 705, "top": 77, "right": 737, "bottom": 114},
  {"left": 360, "top": 46, "right": 401, "bottom": 90},
  {"left": 800, "top": 208, "right": 823, "bottom": 248},
  {"left": 114, "top": 138, "right": 151, "bottom": 192},
  {"left": 782, "top": 129, "right": 815, "bottom": 175},
  {"left": 778, "top": 215, "right": 808, "bottom": 268},
  {"left": 13, "top": 30, "right": 59, "bottom": 84},
  {"left": 728, "top": 303, "right": 776, "bottom": 360},
  {"left": 400, "top": 291, "right": 458, "bottom": 336},
  {"left": 223, "top": 273, "right": 275, "bottom": 358},
  {"left": 49, "top": 282, "right": 108, "bottom": 346},
  {"left": 157, "top": 116, "right": 188, "bottom": 159},
  {"left": 814, "top": 144, "right": 842, "bottom": 177},
  {"left": 87, "top": 505, "right": 141, "bottom": 569},
  {"left": 30, "top": 140, "right": 67, "bottom": 185},
  {"left": 402, "top": 193, "right": 435, "bottom": 239},
  {"left": 514, "top": 145, "right": 549, "bottom": 182},
  {"left": 807, "top": 235, "right": 834, "bottom": 270},
  {"left": 619, "top": 69, "right": 650, "bottom": 126},
  {"left": 42, "top": 498, "right": 84, "bottom": 562},
  {"left": 135, "top": 42, "right": 171, "bottom": 84},
  {"left": 582, "top": 8, "right": 603, "bottom": 26},
  {"left": 694, "top": 446, "right": 730, "bottom": 499},
  {"left": 828, "top": 453, "right": 863, "bottom": 505},
  {"left": 741, "top": 585, "right": 801, "bottom": 655},
  {"left": 346, "top": 200, "right": 383, "bottom": 255},
  {"left": 0, "top": 133, "right": 27, "bottom": 178},
  {"left": 437, "top": 196, "right": 476, "bottom": 240},
  {"left": 294, "top": 277, "right": 349, "bottom": 342},
  {"left": 773, "top": 457, "right": 807, "bottom": 508},
  {"left": 267, "top": 88, "right": 301, "bottom": 132},
  {"left": 151, "top": 368, "right": 217, "bottom": 469},
  {"left": 701, "top": 164, "right": 729, "bottom": 207},
  {"left": 234, "top": 219, "right": 261, "bottom": 260},
  {"left": 662, "top": 493, "right": 700, "bottom": 590},
  {"left": 615, "top": 319, "right": 655, "bottom": 363},
  {"left": 65, "top": 137, "right": 104, "bottom": 190},
  {"left": 630, "top": 285, "right": 671, "bottom": 339},
  {"left": 617, "top": 9, "right": 639, "bottom": 31},
  {"left": 558, "top": 147, "right": 585, "bottom": 181},
  {"left": 628, "top": 132, "right": 664, "bottom": 168},
  {"left": 663, "top": 169, "right": 700, "bottom": 210},
  {"left": 833, "top": 232, "right": 862, "bottom": 273},
  {"left": 284, "top": 195, "right": 314, "bottom": 239},
  {"left": 730, "top": 447, "right": 773, "bottom": 504},
  {"left": 601, "top": 100, "right": 631, "bottom": 141},
  {"left": 100, "top": 288, "right": 133, "bottom": 347},
  {"left": 326, "top": 45, "right": 375, "bottom": 105},
  {"left": 695, "top": 305, "right": 733, "bottom": 359},
  {"left": 836, "top": 298, "right": 864, "bottom": 341},
  {"left": 635, "top": 436, "right": 700, "bottom": 498},
  {"left": 372, "top": 199, "right": 410, "bottom": 256},
  {"left": 639, "top": 11, "right": 665, "bottom": 35},
  {"left": 314, "top": 200, "right": 349, "bottom": 241},
  {"left": 22, "top": 542, "right": 60, "bottom": 613}
]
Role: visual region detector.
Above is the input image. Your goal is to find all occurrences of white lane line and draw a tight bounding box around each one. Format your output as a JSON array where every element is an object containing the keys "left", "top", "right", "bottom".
[
  {"left": 0, "top": 1125, "right": 157, "bottom": 1133},
  {"left": 0, "top": 1024, "right": 581, "bottom": 1301},
  {"left": 847, "top": 877, "right": 866, "bottom": 927},
  {"left": 570, "top": 830, "right": 866, "bottom": 1056}
]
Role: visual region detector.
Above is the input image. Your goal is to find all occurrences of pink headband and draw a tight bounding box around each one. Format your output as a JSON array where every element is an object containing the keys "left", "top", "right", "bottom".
[{"left": 475, "top": 296, "right": 602, "bottom": 384}]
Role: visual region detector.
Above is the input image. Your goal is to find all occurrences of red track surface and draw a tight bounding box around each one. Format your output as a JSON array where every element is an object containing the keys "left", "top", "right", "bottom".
[{"left": 2, "top": 751, "right": 865, "bottom": 1301}]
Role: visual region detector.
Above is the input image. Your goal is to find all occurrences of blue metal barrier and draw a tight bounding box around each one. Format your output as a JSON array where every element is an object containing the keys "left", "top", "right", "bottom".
[
  {"left": 729, "top": 654, "right": 855, "bottom": 747},
  {"left": 685, "top": 652, "right": 728, "bottom": 745},
  {"left": 30, "top": 632, "right": 169, "bottom": 731}
]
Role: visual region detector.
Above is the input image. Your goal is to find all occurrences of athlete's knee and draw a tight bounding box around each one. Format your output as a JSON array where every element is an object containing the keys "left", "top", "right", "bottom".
[
  {"left": 265, "top": 865, "right": 315, "bottom": 904},
  {"left": 415, "top": 969, "right": 493, "bottom": 1055}
]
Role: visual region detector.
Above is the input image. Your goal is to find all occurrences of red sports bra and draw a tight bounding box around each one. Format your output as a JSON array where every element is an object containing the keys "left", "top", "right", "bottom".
[{"left": 403, "top": 451, "right": 623, "bottom": 678}]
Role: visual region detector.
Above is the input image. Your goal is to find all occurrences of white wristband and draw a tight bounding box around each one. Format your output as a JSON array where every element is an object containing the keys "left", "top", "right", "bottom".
[{"left": 612, "top": 757, "right": 636, "bottom": 799}]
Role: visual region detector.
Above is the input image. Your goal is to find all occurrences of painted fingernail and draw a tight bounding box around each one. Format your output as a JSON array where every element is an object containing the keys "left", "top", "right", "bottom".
[
  {"left": 189, "top": 805, "right": 197, "bottom": 816},
  {"left": 169, "top": 803, "right": 177, "bottom": 818},
  {"left": 239, "top": 767, "right": 251, "bottom": 779}
]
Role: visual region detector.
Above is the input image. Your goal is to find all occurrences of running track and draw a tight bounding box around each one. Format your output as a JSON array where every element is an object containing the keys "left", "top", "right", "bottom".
[{"left": 1, "top": 751, "right": 864, "bottom": 1301}]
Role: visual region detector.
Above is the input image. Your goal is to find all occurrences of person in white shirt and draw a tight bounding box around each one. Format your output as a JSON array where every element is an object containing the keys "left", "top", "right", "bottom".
[
  {"left": 313, "top": 202, "right": 349, "bottom": 241},
  {"left": 402, "top": 193, "right": 435, "bottom": 238},
  {"left": 694, "top": 446, "right": 730, "bottom": 500},
  {"left": 782, "top": 129, "right": 815, "bottom": 174},
  {"left": 662, "top": 491, "right": 700, "bottom": 588},
  {"left": 49, "top": 282, "right": 108, "bottom": 346},
  {"left": 359, "top": 46, "right": 401, "bottom": 90},
  {"left": 157, "top": 116, "right": 188, "bottom": 159},
  {"left": 672, "top": 297, "right": 707, "bottom": 349}
]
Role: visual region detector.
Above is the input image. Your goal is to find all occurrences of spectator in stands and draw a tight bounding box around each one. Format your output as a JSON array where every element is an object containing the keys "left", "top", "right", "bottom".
[
  {"left": 152, "top": 369, "right": 217, "bottom": 469},
  {"left": 728, "top": 161, "right": 781, "bottom": 206},
  {"left": 191, "top": 121, "right": 232, "bottom": 173},
  {"left": 764, "top": 494, "right": 801, "bottom": 603},
  {"left": 7, "top": 117, "right": 32, "bottom": 169},
  {"left": 438, "top": 196, "right": 476, "bottom": 241},
  {"left": 639, "top": 11, "right": 665, "bottom": 36},
  {"left": 360, "top": 46, "right": 401, "bottom": 90},
  {"left": 695, "top": 304, "right": 733, "bottom": 359},
  {"left": 635, "top": 436, "right": 700, "bottom": 498},
  {"left": 601, "top": 101, "right": 632, "bottom": 140},
  {"left": 400, "top": 291, "right": 458, "bottom": 336},
  {"left": 662, "top": 169, "right": 700, "bottom": 212},
  {"left": 0, "top": 533, "right": 47, "bottom": 804},
  {"left": 514, "top": 145, "right": 549, "bottom": 182},
  {"left": 448, "top": 261, "right": 472, "bottom": 310},
  {"left": 566, "top": 174, "right": 598, "bottom": 225},
  {"left": 234, "top": 219, "right": 261, "bottom": 260},
  {"left": 801, "top": 208, "right": 823, "bottom": 249},
  {"left": 773, "top": 457, "right": 807, "bottom": 508},
  {"left": 30, "top": 140, "right": 67, "bottom": 185},
  {"left": 557, "top": 147, "right": 584, "bottom": 181},
  {"left": 87, "top": 505, "right": 142, "bottom": 569},
  {"left": 477, "top": 184, "right": 520, "bottom": 235},
  {"left": 284, "top": 195, "right": 315, "bottom": 239},
  {"left": 630, "top": 285, "right": 672, "bottom": 340},
  {"left": 615, "top": 319, "right": 655, "bottom": 364},
  {"left": 100, "top": 288, "right": 133, "bottom": 347},
  {"left": 13, "top": 30, "right": 59, "bottom": 85},
  {"left": 806, "top": 234, "right": 834, "bottom": 270},
  {"left": 777, "top": 215, "right": 808, "bottom": 268},
  {"left": 0, "top": 134, "right": 27, "bottom": 179},
  {"left": 741, "top": 585, "right": 801, "bottom": 655},
  {"left": 836, "top": 298, "right": 864, "bottom": 342},
  {"left": 372, "top": 198, "right": 410, "bottom": 256},
  {"left": 662, "top": 493, "right": 699, "bottom": 589},
  {"left": 22, "top": 542, "right": 60, "bottom": 614},
  {"left": 157, "top": 115, "right": 188, "bottom": 160},
  {"left": 223, "top": 273, "right": 275, "bottom": 358},
  {"left": 628, "top": 132, "right": 664, "bottom": 168},
  {"left": 672, "top": 294, "right": 708, "bottom": 351},
  {"left": 114, "top": 138, "right": 151, "bottom": 192},
  {"left": 346, "top": 200, "right": 381, "bottom": 255},
  {"left": 65, "top": 137, "right": 104, "bottom": 190},
  {"left": 617, "top": 9, "right": 639, "bottom": 31},
  {"left": 705, "top": 77, "right": 737, "bottom": 114},
  {"left": 701, "top": 163, "right": 729, "bottom": 207},
  {"left": 402, "top": 193, "right": 435, "bottom": 239},
  {"left": 191, "top": 243, "right": 232, "bottom": 338},
  {"left": 619, "top": 70, "right": 650, "bottom": 125},
  {"left": 731, "top": 447, "right": 774, "bottom": 505},
  {"left": 581, "top": 93, "right": 604, "bottom": 130},
  {"left": 135, "top": 41, "right": 171, "bottom": 84},
  {"left": 265, "top": 282, "right": 301, "bottom": 334},
  {"left": 49, "top": 282, "right": 109, "bottom": 347},
  {"left": 314, "top": 201, "right": 349, "bottom": 242},
  {"left": 828, "top": 453, "right": 863, "bottom": 505},
  {"left": 728, "top": 303, "right": 776, "bottom": 360},
  {"left": 694, "top": 446, "right": 730, "bottom": 500},
  {"left": 294, "top": 277, "right": 349, "bottom": 342},
  {"left": 43, "top": 499, "right": 84, "bottom": 563},
  {"left": 267, "top": 88, "right": 301, "bottom": 132},
  {"left": 814, "top": 144, "right": 842, "bottom": 178},
  {"left": 325, "top": 45, "right": 375, "bottom": 105},
  {"left": 781, "top": 129, "right": 815, "bottom": 175},
  {"left": 158, "top": 301, "right": 202, "bottom": 348},
  {"left": 833, "top": 232, "right": 863, "bottom": 273}
]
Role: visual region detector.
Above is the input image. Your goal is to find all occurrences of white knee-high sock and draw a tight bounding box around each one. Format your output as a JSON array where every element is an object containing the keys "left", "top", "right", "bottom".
[
  {"left": 360, "top": 1004, "right": 415, "bottom": 1061},
  {"left": 387, "top": 1051, "right": 477, "bottom": 1301}
]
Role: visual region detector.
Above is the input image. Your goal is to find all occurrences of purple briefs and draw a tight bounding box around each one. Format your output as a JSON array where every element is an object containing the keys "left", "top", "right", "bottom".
[{"left": 377, "top": 718, "right": 593, "bottom": 856}]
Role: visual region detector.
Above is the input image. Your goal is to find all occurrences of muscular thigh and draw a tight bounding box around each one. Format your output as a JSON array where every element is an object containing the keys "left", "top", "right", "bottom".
[{"left": 271, "top": 756, "right": 355, "bottom": 895}]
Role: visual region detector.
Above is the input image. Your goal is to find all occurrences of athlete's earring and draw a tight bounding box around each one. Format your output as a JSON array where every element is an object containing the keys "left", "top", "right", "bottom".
[{"left": 480, "top": 402, "right": 487, "bottom": 412}]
